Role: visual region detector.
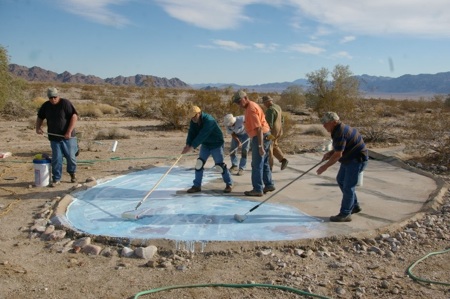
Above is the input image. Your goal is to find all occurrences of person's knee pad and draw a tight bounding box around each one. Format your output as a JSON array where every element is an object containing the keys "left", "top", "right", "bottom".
[
  {"left": 195, "top": 158, "right": 205, "bottom": 171},
  {"left": 214, "top": 162, "right": 227, "bottom": 174}
]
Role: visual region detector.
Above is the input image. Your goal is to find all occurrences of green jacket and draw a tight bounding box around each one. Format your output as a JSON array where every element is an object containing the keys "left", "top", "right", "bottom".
[
  {"left": 186, "top": 112, "right": 224, "bottom": 149},
  {"left": 265, "top": 103, "right": 283, "bottom": 137}
]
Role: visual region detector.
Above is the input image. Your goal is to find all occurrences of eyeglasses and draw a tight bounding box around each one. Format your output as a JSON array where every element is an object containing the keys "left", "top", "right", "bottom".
[{"left": 49, "top": 96, "right": 57, "bottom": 99}]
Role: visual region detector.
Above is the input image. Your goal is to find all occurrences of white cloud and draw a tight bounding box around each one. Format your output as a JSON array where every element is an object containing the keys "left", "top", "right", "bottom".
[
  {"left": 288, "top": 43, "right": 325, "bottom": 55},
  {"left": 288, "top": 0, "right": 450, "bottom": 38},
  {"left": 155, "top": 0, "right": 253, "bottom": 30},
  {"left": 60, "top": 0, "right": 450, "bottom": 38},
  {"left": 155, "top": 0, "right": 450, "bottom": 38},
  {"left": 60, "top": 0, "right": 130, "bottom": 28},
  {"left": 212, "top": 40, "right": 249, "bottom": 51},
  {"left": 253, "top": 43, "right": 279, "bottom": 52},
  {"left": 331, "top": 51, "right": 352, "bottom": 59},
  {"left": 340, "top": 36, "right": 356, "bottom": 44}
]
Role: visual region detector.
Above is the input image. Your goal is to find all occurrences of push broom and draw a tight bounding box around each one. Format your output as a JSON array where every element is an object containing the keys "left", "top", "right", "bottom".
[
  {"left": 121, "top": 154, "right": 183, "bottom": 220},
  {"left": 234, "top": 159, "right": 324, "bottom": 223},
  {"left": 44, "top": 132, "right": 119, "bottom": 152}
]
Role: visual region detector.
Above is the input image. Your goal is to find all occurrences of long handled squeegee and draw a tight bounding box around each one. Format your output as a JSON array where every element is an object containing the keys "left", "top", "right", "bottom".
[
  {"left": 234, "top": 159, "right": 324, "bottom": 223},
  {"left": 121, "top": 154, "right": 183, "bottom": 220}
]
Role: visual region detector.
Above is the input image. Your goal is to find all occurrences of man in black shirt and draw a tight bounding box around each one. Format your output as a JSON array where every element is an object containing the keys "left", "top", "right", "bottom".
[{"left": 36, "top": 87, "right": 79, "bottom": 187}]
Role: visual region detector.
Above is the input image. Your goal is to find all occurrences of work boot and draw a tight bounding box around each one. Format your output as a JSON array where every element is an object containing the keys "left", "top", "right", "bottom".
[
  {"left": 229, "top": 165, "right": 238, "bottom": 172},
  {"left": 224, "top": 184, "right": 232, "bottom": 193},
  {"left": 280, "top": 159, "right": 289, "bottom": 170},
  {"left": 244, "top": 190, "right": 263, "bottom": 197},
  {"left": 352, "top": 206, "right": 362, "bottom": 214},
  {"left": 49, "top": 180, "right": 61, "bottom": 188},
  {"left": 236, "top": 169, "right": 244, "bottom": 176},
  {"left": 330, "top": 213, "right": 352, "bottom": 222},
  {"left": 70, "top": 173, "right": 77, "bottom": 183},
  {"left": 187, "top": 186, "right": 201, "bottom": 193},
  {"left": 263, "top": 185, "right": 276, "bottom": 194}
]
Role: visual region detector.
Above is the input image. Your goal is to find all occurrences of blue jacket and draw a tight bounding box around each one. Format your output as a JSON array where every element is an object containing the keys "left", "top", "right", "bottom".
[{"left": 186, "top": 112, "right": 224, "bottom": 149}]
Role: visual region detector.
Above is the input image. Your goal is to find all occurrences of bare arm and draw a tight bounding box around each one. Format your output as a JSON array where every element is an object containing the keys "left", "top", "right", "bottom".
[
  {"left": 316, "top": 150, "right": 342, "bottom": 175},
  {"left": 256, "top": 127, "right": 265, "bottom": 156},
  {"left": 65, "top": 114, "right": 78, "bottom": 139},
  {"left": 36, "top": 118, "right": 44, "bottom": 135}
]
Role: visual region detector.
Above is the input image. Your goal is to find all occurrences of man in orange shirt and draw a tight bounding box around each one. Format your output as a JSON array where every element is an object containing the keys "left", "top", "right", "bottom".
[{"left": 233, "top": 90, "right": 275, "bottom": 196}]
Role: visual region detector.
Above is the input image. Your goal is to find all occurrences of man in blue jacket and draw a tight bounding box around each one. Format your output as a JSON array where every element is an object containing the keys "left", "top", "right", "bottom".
[{"left": 181, "top": 106, "right": 233, "bottom": 193}]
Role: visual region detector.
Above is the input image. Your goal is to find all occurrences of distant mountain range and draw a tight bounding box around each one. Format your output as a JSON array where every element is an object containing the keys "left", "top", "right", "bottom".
[
  {"left": 9, "top": 64, "right": 450, "bottom": 97},
  {"left": 8, "top": 64, "right": 189, "bottom": 89}
]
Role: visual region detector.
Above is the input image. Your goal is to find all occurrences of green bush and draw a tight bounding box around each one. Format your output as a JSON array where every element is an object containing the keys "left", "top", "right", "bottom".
[{"left": 158, "top": 97, "right": 190, "bottom": 130}]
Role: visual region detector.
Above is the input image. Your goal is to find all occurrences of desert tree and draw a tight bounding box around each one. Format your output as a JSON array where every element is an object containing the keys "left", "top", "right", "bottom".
[
  {"left": 0, "top": 45, "right": 10, "bottom": 111},
  {"left": 305, "top": 64, "right": 360, "bottom": 119},
  {"left": 0, "top": 45, "right": 28, "bottom": 117},
  {"left": 278, "top": 85, "right": 306, "bottom": 112}
]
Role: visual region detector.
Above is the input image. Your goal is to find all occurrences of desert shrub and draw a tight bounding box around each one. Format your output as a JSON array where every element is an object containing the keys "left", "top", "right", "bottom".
[
  {"left": 300, "top": 124, "right": 328, "bottom": 136},
  {"left": 76, "top": 103, "right": 103, "bottom": 118},
  {"left": 158, "top": 97, "right": 190, "bottom": 129},
  {"left": 96, "top": 127, "right": 131, "bottom": 140},
  {"left": 1, "top": 99, "right": 34, "bottom": 119},
  {"left": 0, "top": 45, "right": 11, "bottom": 111},
  {"left": 126, "top": 99, "right": 157, "bottom": 119},
  {"left": 278, "top": 85, "right": 306, "bottom": 112},
  {"left": 77, "top": 102, "right": 120, "bottom": 118},
  {"left": 31, "top": 97, "right": 47, "bottom": 111},
  {"left": 445, "top": 94, "right": 450, "bottom": 109},
  {"left": 405, "top": 111, "right": 450, "bottom": 165},
  {"left": 185, "top": 90, "right": 229, "bottom": 121}
]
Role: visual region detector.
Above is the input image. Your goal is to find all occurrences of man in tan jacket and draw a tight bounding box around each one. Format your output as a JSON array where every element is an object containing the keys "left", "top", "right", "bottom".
[{"left": 262, "top": 95, "right": 288, "bottom": 171}]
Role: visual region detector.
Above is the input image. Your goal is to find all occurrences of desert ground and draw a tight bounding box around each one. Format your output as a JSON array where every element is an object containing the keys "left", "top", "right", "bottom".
[{"left": 0, "top": 113, "right": 449, "bottom": 299}]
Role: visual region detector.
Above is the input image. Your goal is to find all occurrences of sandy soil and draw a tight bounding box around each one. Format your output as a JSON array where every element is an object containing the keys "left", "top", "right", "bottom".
[{"left": 0, "top": 117, "right": 449, "bottom": 299}]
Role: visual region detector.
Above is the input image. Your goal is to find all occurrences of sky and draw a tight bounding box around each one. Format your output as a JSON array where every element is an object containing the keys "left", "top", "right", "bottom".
[{"left": 1, "top": 0, "right": 450, "bottom": 86}]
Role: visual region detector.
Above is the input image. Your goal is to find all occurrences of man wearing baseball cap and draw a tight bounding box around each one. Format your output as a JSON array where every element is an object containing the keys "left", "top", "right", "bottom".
[
  {"left": 35, "top": 87, "right": 79, "bottom": 187},
  {"left": 316, "top": 112, "right": 368, "bottom": 222},
  {"left": 262, "top": 95, "right": 289, "bottom": 172},
  {"left": 232, "top": 90, "right": 275, "bottom": 196},
  {"left": 182, "top": 106, "right": 233, "bottom": 193}
]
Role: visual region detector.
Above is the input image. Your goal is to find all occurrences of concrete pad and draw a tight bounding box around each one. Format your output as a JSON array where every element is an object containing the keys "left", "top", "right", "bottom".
[
  {"left": 203, "top": 150, "right": 445, "bottom": 238},
  {"left": 54, "top": 149, "right": 447, "bottom": 244}
]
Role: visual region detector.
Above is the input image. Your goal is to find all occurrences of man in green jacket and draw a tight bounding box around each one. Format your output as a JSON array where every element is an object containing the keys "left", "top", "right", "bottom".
[
  {"left": 182, "top": 106, "right": 233, "bottom": 193},
  {"left": 262, "top": 96, "right": 288, "bottom": 171}
]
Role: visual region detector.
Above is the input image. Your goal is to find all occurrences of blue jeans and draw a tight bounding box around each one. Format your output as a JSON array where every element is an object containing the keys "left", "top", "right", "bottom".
[
  {"left": 194, "top": 145, "right": 233, "bottom": 187},
  {"left": 336, "top": 159, "right": 368, "bottom": 215},
  {"left": 250, "top": 135, "right": 274, "bottom": 193},
  {"left": 50, "top": 138, "right": 78, "bottom": 182},
  {"left": 230, "top": 134, "right": 250, "bottom": 170}
]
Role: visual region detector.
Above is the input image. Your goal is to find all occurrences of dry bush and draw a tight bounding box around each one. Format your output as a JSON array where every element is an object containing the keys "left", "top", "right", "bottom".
[
  {"left": 158, "top": 97, "right": 190, "bottom": 130},
  {"left": 405, "top": 111, "right": 450, "bottom": 165},
  {"left": 185, "top": 90, "right": 229, "bottom": 121},
  {"left": 1, "top": 99, "right": 34, "bottom": 119},
  {"left": 300, "top": 124, "right": 328, "bottom": 136},
  {"left": 96, "top": 127, "right": 131, "bottom": 140},
  {"left": 31, "top": 97, "right": 47, "bottom": 111},
  {"left": 76, "top": 103, "right": 120, "bottom": 118}
]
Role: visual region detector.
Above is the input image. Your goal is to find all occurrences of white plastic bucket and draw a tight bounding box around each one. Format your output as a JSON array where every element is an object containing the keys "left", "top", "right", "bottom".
[
  {"left": 357, "top": 171, "right": 364, "bottom": 186},
  {"left": 33, "top": 159, "right": 51, "bottom": 187}
]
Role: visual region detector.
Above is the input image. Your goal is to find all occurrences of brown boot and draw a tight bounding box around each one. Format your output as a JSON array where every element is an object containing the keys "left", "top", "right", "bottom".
[{"left": 69, "top": 173, "right": 77, "bottom": 183}]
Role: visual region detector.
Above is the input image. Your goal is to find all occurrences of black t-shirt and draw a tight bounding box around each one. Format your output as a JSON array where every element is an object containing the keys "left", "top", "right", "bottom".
[{"left": 37, "top": 98, "right": 78, "bottom": 141}]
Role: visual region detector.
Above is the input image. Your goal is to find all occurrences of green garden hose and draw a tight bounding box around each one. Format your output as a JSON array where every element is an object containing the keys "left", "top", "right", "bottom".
[
  {"left": 407, "top": 248, "right": 450, "bottom": 286},
  {"left": 133, "top": 283, "right": 331, "bottom": 298}
]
